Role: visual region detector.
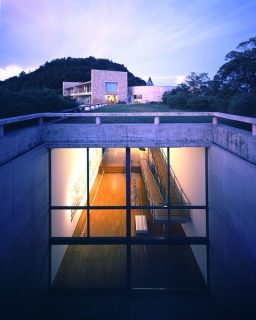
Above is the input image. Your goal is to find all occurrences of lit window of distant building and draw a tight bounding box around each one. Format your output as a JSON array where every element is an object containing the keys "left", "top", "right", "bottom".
[{"left": 105, "top": 82, "right": 118, "bottom": 93}]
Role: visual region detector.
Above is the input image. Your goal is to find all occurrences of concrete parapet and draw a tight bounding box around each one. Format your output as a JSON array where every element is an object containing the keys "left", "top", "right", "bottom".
[
  {"left": 0, "top": 127, "right": 43, "bottom": 166},
  {"left": 42, "top": 123, "right": 212, "bottom": 148},
  {"left": 213, "top": 124, "right": 256, "bottom": 164}
]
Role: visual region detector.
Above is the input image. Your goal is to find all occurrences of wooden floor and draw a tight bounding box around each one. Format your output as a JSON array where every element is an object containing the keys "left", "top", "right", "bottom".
[{"left": 53, "top": 148, "right": 205, "bottom": 289}]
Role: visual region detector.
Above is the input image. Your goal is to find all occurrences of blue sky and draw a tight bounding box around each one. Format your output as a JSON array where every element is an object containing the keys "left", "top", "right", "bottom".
[{"left": 0, "top": 0, "right": 255, "bottom": 85}]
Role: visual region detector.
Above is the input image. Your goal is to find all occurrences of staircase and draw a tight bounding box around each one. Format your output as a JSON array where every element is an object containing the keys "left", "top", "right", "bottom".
[{"left": 140, "top": 155, "right": 189, "bottom": 223}]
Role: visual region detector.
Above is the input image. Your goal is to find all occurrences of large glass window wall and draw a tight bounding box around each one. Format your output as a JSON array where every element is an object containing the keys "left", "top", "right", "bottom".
[{"left": 50, "top": 147, "right": 208, "bottom": 290}]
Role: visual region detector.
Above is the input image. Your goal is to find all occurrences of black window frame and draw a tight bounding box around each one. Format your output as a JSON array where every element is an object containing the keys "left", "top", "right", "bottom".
[{"left": 49, "top": 147, "right": 209, "bottom": 291}]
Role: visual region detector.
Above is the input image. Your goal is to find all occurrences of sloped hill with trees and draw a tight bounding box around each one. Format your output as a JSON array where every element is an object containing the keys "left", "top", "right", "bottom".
[
  {"left": 0, "top": 57, "right": 146, "bottom": 118},
  {"left": 0, "top": 57, "right": 146, "bottom": 93}
]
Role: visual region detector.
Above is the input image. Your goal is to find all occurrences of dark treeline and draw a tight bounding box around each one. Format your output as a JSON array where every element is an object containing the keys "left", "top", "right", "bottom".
[
  {"left": 0, "top": 57, "right": 146, "bottom": 118},
  {"left": 0, "top": 88, "right": 77, "bottom": 118},
  {"left": 163, "top": 37, "right": 256, "bottom": 117}
]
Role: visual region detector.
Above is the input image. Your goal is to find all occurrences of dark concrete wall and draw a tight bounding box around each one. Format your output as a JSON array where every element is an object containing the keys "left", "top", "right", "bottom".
[
  {"left": 0, "top": 145, "right": 49, "bottom": 315},
  {"left": 208, "top": 144, "right": 256, "bottom": 319}
]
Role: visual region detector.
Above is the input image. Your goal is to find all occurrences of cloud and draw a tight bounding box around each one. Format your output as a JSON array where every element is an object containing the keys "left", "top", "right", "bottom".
[
  {"left": 0, "top": 64, "right": 36, "bottom": 81},
  {"left": 174, "top": 75, "right": 187, "bottom": 84}
]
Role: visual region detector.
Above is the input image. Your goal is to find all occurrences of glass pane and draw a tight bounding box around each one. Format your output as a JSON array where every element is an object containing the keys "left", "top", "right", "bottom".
[
  {"left": 148, "top": 148, "right": 168, "bottom": 203},
  {"left": 136, "top": 148, "right": 168, "bottom": 207},
  {"left": 51, "top": 148, "right": 88, "bottom": 206},
  {"left": 52, "top": 245, "right": 126, "bottom": 289},
  {"left": 131, "top": 245, "right": 207, "bottom": 289},
  {"left": 90, "top": 148, "right": 126, "bottom": 206},
  {"left": 51, "top": 209, "right": 87, "bottom": 237},
  {"left": 90, "top": 209, "right": 126, "bottom": 237},
  {"left": 169, "top": 147, "right": 206, "bottom": 206},
  {"left": 131, "top": 209, "right": 169, "bottom": 238},
  {"left": 105, "top": 82, "right": 118, "bottom": 93},
  {"left": 131, "top": 148, "right": 149, "bottom": 206},
  {"left": 177, "top": 209, "right": 206, "bottom": 237},
  {"left": 168, "top": 209, "right": 206, "bottom": 237}
]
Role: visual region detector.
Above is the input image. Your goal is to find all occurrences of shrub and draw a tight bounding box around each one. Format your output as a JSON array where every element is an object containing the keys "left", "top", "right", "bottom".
[
  {"left": 228, "top": 92, "right": 256, "bottom": 116},
  {"left": 0, "top": 88, "right": 77, "bottom": 118},
  {"left": 166, "top": 92, "right": 188, "bottom": 110}
]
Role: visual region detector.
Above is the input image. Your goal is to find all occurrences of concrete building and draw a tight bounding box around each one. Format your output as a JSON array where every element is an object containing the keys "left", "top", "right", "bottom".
[
  {"left": 63, "top": 71, "right": 175, "bottom": 105},
  {"left": 128, "top": 84, "right": 175, "bottom": 103},
  {"left": 0, "top": 112, "right": 256, "bottom": 319},
  {"left": 63, "top": 69, "right": 128, "bottom": 104}
]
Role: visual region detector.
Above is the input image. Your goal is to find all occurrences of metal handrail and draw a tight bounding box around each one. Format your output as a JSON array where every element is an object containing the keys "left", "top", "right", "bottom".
[{"left": 149, "top": 160, "right": 167, "bottom": 201}]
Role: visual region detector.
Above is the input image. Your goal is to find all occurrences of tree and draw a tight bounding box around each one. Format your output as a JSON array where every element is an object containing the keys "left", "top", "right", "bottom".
[
  {"left": 185, "top": 72, "right": 210, "bottom": 95},
  {"left": 215, "top": 36, "right": 256, "bottom": 94}
]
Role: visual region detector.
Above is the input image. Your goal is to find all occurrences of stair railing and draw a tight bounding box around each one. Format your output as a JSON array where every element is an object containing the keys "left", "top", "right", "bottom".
[{"left": 159, "top": 149, "right": 190, "bottom": 205}]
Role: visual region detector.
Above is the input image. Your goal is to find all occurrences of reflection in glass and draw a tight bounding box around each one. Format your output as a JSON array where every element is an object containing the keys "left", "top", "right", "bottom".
[
  {"left": 131, "top": 245, "right": 207, "bottom": 289},
  {"left": 52, "top": 245, "right": 126, "bottom": 289}
]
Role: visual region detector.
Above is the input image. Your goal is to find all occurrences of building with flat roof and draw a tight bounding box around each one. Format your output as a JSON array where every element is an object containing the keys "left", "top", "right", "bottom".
[
  {"left": 128, "top": 84, "right": 175, "bottom": 104},
  {"left": 63, "top": 69, "right": 128, "bottom": 105},
  {"left": 63, "top": 70, "right": 175, "bottom": 105}
]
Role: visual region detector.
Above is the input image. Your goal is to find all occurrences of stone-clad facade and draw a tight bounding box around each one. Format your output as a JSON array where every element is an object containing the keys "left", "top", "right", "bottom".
[
  {"left": 91, "top": 69, "right": 127, "bottom": 104},
  {"left": 63, "top": 69, "right": 127, "bottom": 105}
]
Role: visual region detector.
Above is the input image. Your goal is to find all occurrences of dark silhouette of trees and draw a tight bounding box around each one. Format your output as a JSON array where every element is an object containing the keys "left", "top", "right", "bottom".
[{"left": 163, "top": 36, "right": 256, "bottom": 116}]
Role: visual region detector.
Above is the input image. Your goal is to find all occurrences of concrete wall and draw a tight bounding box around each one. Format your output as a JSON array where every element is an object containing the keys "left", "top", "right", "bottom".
[
  {"left": 43, "top": 123, "right": 212, "bottom": 148},
  {"left": 51, "top": 148, "right": 102, "bottom": 282},
  {"left": 0, "top": 126, "right": 42, "bottom": 166},
  {"left": 128, "top": 86, "right": 175, "bottom": 103},
  {"left": 91, "top": 69, "right": 127, "bottom": 104},
  {"left": 169, "top": 147, "right": 207, "bottom": 281},
  {"left": 0, "top": 145, "right": 49, "bottom": 313},
  {"left": 208, "top": 144, "right": 256, "bottom": 318}
]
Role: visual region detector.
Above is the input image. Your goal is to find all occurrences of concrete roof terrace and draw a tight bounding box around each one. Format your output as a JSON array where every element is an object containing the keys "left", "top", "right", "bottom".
[{"left": 0, "top": 112, "right": 256, "bottom": 166}]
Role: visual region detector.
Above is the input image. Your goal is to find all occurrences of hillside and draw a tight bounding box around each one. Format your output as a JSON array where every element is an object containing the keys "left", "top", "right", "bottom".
[{"left": 0, "top": 57, "right": 146, "bottom": 93}]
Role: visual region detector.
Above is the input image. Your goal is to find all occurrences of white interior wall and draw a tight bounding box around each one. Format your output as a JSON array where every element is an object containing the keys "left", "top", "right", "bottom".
[
  {"left": 51, "top": 148, "right": 102, "bottom": 282},
  {"left": 169, "top": 147, "right": 207, "bottom": 282}
]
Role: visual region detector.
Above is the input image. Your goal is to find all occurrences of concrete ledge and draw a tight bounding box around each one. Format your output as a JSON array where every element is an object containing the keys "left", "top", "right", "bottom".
[
  {"left": 213, "top": 125, "right": 256, "bottom": 165},
  {"left": 42, "top": 123, "right": 213, "bottom": 147},
  {"left": 0, "top": 127, "right": 43, "bottom": 166}
]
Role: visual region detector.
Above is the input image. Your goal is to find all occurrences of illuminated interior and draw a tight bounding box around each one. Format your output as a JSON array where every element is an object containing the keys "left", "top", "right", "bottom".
[
  {"left": 51, "top": 147, "right": 207, "bottom": 289},
  {"left": 105, "top": 94, "right": 118, "bottom": 104}
]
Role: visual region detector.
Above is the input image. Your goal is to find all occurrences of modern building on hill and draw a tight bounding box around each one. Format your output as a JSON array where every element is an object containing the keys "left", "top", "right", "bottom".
[
  {"left": 63, "top": 70, "right": 175, "bottom": 105},
  {"left": 63, "top": 69, "right": 128, "bottom": 105}
]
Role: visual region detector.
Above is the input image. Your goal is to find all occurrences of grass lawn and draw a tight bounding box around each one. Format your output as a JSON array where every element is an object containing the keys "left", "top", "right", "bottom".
[
  {"left": 92, "top": 103, "right": 172, "bottom": 113},
  {"left": 62, "top": 103, "right": 212, "bottom": 124}
]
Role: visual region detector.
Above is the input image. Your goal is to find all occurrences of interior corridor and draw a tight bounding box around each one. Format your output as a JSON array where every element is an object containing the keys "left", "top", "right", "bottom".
[{"left": 52, "top": 148, "right": 206, "bottom": 289}]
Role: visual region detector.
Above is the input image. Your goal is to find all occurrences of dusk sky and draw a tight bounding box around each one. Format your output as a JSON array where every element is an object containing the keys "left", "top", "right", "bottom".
[{"left": 0, "top": 0, "right": 256, "bottom": 85}]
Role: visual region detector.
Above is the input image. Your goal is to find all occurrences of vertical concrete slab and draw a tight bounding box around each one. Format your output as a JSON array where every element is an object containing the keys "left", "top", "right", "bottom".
[
  {"left": 0, "top": 146, "right": 49, "bottom": 314},
  {"left": 208, "top": 144, "right": 256, "bottom": 318}
]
